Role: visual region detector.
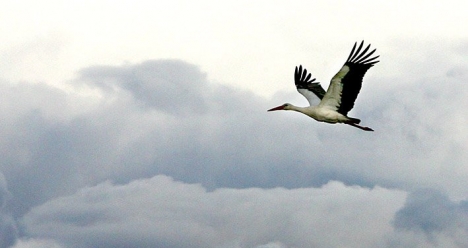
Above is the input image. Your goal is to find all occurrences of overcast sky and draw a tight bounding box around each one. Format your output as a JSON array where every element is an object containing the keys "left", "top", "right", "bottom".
[{"left": 1, "top": 1, "right": 468, "bottom": 247}]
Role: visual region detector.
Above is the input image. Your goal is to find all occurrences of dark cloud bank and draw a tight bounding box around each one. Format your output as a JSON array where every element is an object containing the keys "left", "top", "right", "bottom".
[{"left": 0, "top": 59, "right": 467, "bottom": 247}]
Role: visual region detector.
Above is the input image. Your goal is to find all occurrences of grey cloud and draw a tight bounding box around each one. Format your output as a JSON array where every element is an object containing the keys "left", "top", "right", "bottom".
[
  {"left": 78, "top": 60, "right": 209, "bottom": 115},
  {"left": 21, "top": 175, "right": 405, "bottom": 248},
  {"left": 0, "top": 172, "right": 17, "bottom": 248},
  {"left": 446, "top": 66, "right": 468, "bottom": 78},
  {"left": 394, "top": 189, "right": 458, "bottom": 233},
  {"left": 392, "top": 189, "right": 468, "bottom": 246},
  {"left": 0, "top": 215, "right": 17, "bottom": 248},
  {"left": 2, "top": 59, "right": 468, "bottom": 216},
  {"left": 1, "top": 58, "right": 468, "bottom": 247},
  {"left": 77, "top": 59, "right": 269, "bottom": 117}
]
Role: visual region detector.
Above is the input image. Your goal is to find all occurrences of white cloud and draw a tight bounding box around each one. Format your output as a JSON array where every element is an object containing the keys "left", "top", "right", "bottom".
[
  {"left": 11, "top": 239, "right": 63, "bottom": 248},
  {"left": 0, "top": 58, "right": 466, "bottom": 222},
  {"left": 0, "top": 2, "right": 467, "bottom": 243},
  {"left": 21, "top": 175, "right": 406, "bottom": 248},
  {"left": 1, "top": 1, "right": 468, "bottom": 96},
  {"left": 0, "top": 55, "right": 465, "bottom": 247}
]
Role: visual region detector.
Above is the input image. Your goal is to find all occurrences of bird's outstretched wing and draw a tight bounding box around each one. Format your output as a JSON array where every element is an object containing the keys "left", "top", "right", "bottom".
[
  {"left": 319, "top": 41, "right": 379, "bottom": 115},
  {"left": 294, "top": 65, "right": 326, "bottom": 106}
]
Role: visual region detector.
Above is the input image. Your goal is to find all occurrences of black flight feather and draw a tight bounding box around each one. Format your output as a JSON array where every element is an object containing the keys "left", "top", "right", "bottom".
[
  {"left": 294, "top": 65, "right": 326, "bottom": 100},
  {"left": 337, "top": 41, "right": 379, "bottom": 115}
]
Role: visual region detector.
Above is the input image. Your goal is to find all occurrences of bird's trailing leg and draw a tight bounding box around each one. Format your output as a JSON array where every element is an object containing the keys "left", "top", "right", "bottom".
[{"left": 346, "top": 122, "right": 374, "bottom": 132}]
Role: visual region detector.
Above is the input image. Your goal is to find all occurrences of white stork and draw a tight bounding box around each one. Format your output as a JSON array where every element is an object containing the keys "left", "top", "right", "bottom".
[{"left": 268, "top": 41, "right": 379, "bottom": 131}]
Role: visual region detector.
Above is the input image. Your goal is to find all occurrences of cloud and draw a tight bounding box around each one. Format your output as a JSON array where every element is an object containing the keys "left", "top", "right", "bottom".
[
  {"left": 11, "top": 239, "right": 63, "bottom": 248},
  {"left": 21, "top": 175, "right": 406, "bottom": 248},
  {"left": 0, "top": 58, "right": 467, "bottom": 247},
  {"left": 1, "top": 58, "right": 467, "bottom": 216},
  {"left": 0, "top": 59, "right": 367, "bottom": 220},
  {"left": 0, "top": 172, "right": 17, "bottom": 248},
  {"left": 391, "top": 189, "right": 468, "bottom": 247},
  {"left": 78, "top": 60, "right": 210, "bottom": 115},
  {"left": 0, "top": 211, "right": 17, "bottom": 248},
  {"left": 394, "top": 189, "right": 459, "bottom": 233},
  {"left": 1, "top": 2, "right": 468, "bottom": 247}
]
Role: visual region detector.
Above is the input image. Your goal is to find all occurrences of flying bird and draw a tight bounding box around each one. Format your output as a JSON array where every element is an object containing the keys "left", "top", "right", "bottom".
[{"left": 268, "top": 41, "right": 379, "bottom": 131}]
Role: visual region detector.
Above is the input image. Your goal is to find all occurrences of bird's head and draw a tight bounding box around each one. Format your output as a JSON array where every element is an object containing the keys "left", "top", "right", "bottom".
[{"left": 267, "top": 103, "right": 292, "bottom": 111}]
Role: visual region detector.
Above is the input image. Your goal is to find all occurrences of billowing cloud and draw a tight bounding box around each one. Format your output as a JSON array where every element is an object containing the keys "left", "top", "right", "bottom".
[
  {"left": 1, "top": 1, "right": 467, "bottom": 247},
  {"left": 21, "top": 175, "right": 406, "bottom": 248},
  {"left": 78, "top": 60, "right": 210, "bottom": 114},
  {"left": 391, "top": 189, "right": 468, "bottom": 247},
  {"left": 395, "top": 189, "right": 459, "bottom": 233},
  {"left": 0, "top": 57, "right": 466, "bottom": 247}
]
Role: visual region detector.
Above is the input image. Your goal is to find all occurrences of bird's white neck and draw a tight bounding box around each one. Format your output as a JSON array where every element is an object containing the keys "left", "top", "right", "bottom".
[
  {"left": 286, "top": 104, "right": 307, "bottom": 113},
  {"left": 285, "top": 104, "right": 319, "bottom": 119}
]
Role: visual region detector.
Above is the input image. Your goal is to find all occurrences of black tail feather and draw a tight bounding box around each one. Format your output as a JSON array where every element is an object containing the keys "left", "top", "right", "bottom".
[{"left": 345, "top": 117, "right": 361, "bottom": 124}]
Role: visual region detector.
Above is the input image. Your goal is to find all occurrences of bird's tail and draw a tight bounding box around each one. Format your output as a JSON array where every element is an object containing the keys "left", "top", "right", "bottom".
[
  {"left": 346, "top": 122, "right": 374, "bottom": 131},
  {"left": 345, "top": 117, "right": 361, "bottom": 124},
  {"left": 344, "top": 117, "right": 373, "bottom": 131}
]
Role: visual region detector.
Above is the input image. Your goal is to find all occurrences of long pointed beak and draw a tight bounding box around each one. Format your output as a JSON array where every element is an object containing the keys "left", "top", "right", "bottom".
[{"left": 267, "top": 105, "right": 285, "bottom": 111}]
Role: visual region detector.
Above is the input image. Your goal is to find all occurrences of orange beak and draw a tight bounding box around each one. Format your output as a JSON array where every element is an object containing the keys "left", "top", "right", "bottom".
[{"left": 267, "top": 105, "right": 285, "bottom": 111}]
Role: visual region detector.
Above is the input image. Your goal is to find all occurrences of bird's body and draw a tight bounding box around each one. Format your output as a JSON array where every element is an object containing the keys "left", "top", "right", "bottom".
[
  {"left": 268, "top": 41, "right": 379, "bottom": 131},
  {"left": 282, "top": 105, "right": 350, "bottom": 123}
]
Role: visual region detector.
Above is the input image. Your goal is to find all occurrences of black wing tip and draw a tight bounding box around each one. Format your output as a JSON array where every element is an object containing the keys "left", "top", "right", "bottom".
[
  {"left": 346, "top": 41, "right": 380, "bottom": 65},
  {"left": 294, "top": 64, "right": 318, "bottom": 86}
]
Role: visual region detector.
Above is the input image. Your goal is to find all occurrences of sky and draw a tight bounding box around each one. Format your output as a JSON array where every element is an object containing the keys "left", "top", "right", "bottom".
[{"left": 0, "top": 0, "right": 468, "bottom": 247}]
